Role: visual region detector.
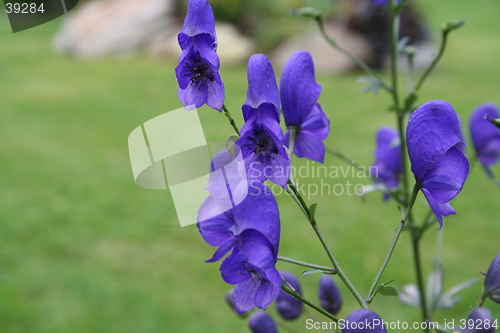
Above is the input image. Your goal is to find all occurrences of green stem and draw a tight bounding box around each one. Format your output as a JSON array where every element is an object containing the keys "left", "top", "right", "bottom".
[
  {"left": 222, "top": 104, "right": 240, "bottom": 136},
  {"left": 281, "top": 283, "right": 339, "bottom": 322},
  {"left": 414, "top": 29, "right": 449, "bottom": 92},
  {"left": 286, "top": 181, "right": 369, "bottom": 309},
  {"left": 411, "top": 229, "right": 430, "bottom": 328},
  {"left": 389, "top": 1, "right": 401, "bottom": 112},
  {"left": 278, "top": 256, "right": 336, "bottom": 274},
  {"left": 367, "top": 183, "right": 420, "bottom": 301},
  {"left": 314, "top": 16, "right": 392, "bottom": 92}
]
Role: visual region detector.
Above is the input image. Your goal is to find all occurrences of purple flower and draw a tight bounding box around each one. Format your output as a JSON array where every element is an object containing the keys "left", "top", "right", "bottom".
[
  {"left": 371, "top": 126, "right": 402, "bottom": 199},
  {"left": 342, "top": 309, "right": 387, "bottom": 333},
  {"left": 486, "top": 114, "right": 500, "bottom": 128},
  {"left": 462, "top": 307, "right": 495, "bottom": 333},
  {"left": 197, "top": 179, "right": 280, "bottom": 262},
  {"left": 220, "top": 229, "right": 281, "bottom": 314},
  {"left": 236, "top": 122, "right": 290, "bottom": 187},
  {"left": 469, "top": 103, "right": 500, "bottom": 180},
  {"left": 406, "top": 100, "right": 469, "bottom": 228},
  {"left": 280, "top": 51, "right": 330, "bottom": 163},
  {"left": 242, "top": 54, "right": 280, "bottom": 123},
  {"left": 276, "top": 271, "right": 303, "bottom": 320},
  {"left": 318, "top": 274, "right": 343, "bottom": 315},
  {"left": 248, "top": 312, "right": 278, "bottom": 333},
  {"left": 483, "top": 253, "right": 500, "bottom": 304},
  {"left": 175, "top": 0, "right": 224, "bottom": 111},
  {"left": 372, "top": 0, "right": 401, "bottom": 5}
]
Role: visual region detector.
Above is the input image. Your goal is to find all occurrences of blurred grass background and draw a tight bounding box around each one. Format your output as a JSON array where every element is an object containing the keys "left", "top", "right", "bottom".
[{"left": 1, "top": 0, "right": 499, "bottom": 332}]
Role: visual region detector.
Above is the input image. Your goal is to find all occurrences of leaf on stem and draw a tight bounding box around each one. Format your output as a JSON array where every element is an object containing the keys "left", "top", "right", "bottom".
[
  {"left": 292, "top": 7, "right": 321, "bottom": 19},
  {"left": 302, "top": 269, "right": 333, "bottom": 278},
  {"left": 356, "top": 76, "right": 382, "bottom": 94},
  {"left": 309, "top": 203, "right": 318, "bottom": 220}
]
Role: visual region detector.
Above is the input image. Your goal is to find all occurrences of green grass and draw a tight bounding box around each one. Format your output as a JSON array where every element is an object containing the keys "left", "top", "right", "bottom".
[{"left": 1, "top": 0, "right": 500, "bottom": 332}]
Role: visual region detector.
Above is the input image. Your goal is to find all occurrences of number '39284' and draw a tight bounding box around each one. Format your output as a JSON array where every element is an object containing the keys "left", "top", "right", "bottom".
[{"left": 5, "top": 3, "right": 45, "bottom": 14}]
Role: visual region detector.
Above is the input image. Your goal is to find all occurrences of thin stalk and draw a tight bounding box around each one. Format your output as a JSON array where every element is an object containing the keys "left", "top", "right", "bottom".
[
  {"left": 367, "top": 183, "right": 420, "bottom": 301},
  {"left": 278, "top": 256, "right": 336, "bottom": 274},
  {"left": 389, "top": 1, "right": 401, "bottom": 112},
  {"left": 411, "top": 229, "right": 430, "bottom": 327},
  {"left": 281, "top": 283, "right": 339, "bottom": 322},
  {"left": 286, "top": 181, "right": 368, "bottom": 309},
  {"left": 414, "top": 29, "right": 449, "bottom": 92},
  {"left": 222, "top": 104, "right": 240, "bottom": 135},
  {"left": 314, "top": 17, "right": 392, "bottom": 92}
]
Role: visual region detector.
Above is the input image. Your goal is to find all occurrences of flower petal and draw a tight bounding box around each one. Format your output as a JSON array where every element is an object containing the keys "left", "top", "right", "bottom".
[
  {"left": 243, "top": 54, "right": 280, "bottom": 122},
  {"left": 288, "top": 130, "right": 326, "bottom": 163},
  {"left": 233, "top": 278, "right": 259, "bottom": 314},
  {"left": 407, "top": 100, "right": 464, "bottom": 182},
  {"left": 421, "top": 188, "right": 455, "bottom": 229},
  {"left": 179, "top": 0, "right": 216, "bottom": 40},
  {"left": 254, "top": 268, "right": 281, "bottom": 310},
  {"left": 280, "top": 51, "right": 322, "bottom": 126}
]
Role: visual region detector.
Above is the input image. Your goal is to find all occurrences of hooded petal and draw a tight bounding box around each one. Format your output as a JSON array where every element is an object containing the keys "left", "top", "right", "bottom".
[
  {"left": 470, "top": 103, "right": 500, "bottom": 178},
  {"left": 407, "top": 100, "right": 464, "bottom": 182},
  {"left": 179, "top": 0, "right": 216, "bottom": 41},
  {"left": 248, "top": 312, "right": 278, "bottom": 333},
  {"left": 287, "top": 130, "right": 326, "bottom": 163},
  {"left": 238, "top": 229, "right": 278, "bottom": 270},
  {"left": 242, "top": 54, "right": 280, "bottom": 123},
  {"left": 280, "top": 51, "right": 322, "bottom": 126},
  {"left": 342, "top": 309, "right": 387, "bottom": 333},
  {"left": 276, "top": 271, "right": 303, "bottom": 320},
  {"left": 484, "top": 253, "right": 500, "bottom": 304},
  {"left": 318, "top": 274, "right": 343, "bottom": 316},
  {"left": 421, "top": 146, "right": 469, "bottom": 204}
]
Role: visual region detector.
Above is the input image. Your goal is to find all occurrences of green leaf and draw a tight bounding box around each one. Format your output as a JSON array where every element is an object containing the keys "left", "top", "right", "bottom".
[
  {"left": 301, "top": 269, "right": 329, "bottom": 278},
  {"left": 356, "top": 77, "right": 382, "bottom": 95},
  {"left": 378, "top": 286, "right": 399, "bottom": 296},
  {"left": 397, "top": 36, "right": 410, "bottom": 52},
  {"left": 309, "top": 203, "right": 318, "bottom": 220}
]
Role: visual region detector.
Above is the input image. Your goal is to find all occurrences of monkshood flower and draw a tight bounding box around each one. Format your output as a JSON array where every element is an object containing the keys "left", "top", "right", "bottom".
[
  {"left": 483, "top": 253, "right": 500, "bottom": 304},
  {"left": 242, "top": 54, "right": 280, "bottom": 123},
  {"left": 175, "top": 0, "right": 224, "bottom": 111},
  {"left": 371, "top": 126, "right": 402, "bottom": 199},
  {"left": 248, "top": 312, "right": 278, "bottom": 333},
  {"left": 462, "top": 307, "right": 495, "bottom": 333},
  {"left": 406, "top": 100, "right": 469, "bottom": 228},
  {"left": 280, "top": 50, "right": 330, "bottom": 163},
  {"left": 220, "top": 229, "right": 281, "bottom": 314},
  {"left": 236, "top": 121, "right": 290, "bottom": 187},
  {"left": 342, "top": 309, "right": 387, "bottom": 333},
  {"left": 276, "top": 271, "right": 303, "bottom": 320},
  {"left": 197, "top": 179, "right": 280, "bottom": 263},
  {"left": 372, "top": 0, "right": 401, "bottom": 5},
  {"left": 318, "top": 274, "right": 343, "bottom": 315},
  {"left": 470, "top": 103, "right": 500, "bottom": 180}
]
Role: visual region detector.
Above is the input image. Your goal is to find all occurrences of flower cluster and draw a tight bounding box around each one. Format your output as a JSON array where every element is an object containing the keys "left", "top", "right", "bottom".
[
  {"left": 406, "top": 100, "right": 469, "bottom": 227},
  {"left": 175, "top": 0, "right": 224, "bottom": 111}
]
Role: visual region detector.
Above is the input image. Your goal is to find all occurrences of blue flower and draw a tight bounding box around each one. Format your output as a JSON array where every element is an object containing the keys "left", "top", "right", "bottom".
[
  {"left": 462, "top": 307, "right": 495, "bottom": 333},
  {"left": 248, "top": 311, "right": 278, "bottom": 333},
  {"left": 220, "top": 229, "right": 281, "bottom": 314},
  {"left": 342, "top": 309, "right": 387, "bottom": 333},
  {"left": 198, "top": 175, "right": 280, "bottom": 263},
  {"left": 406, "top": 100, "right": 469, "bottom": 228},
  {"left": 280, "top": 51, "right": 330, "bottom": 163},
  {"left": 276, "top": 271, "right": 303, "bottom": 320},
  {"left": 371, "top": 126, "right": 402, "bottom": 199},
  {"left": 318, "top": 274, "right": 343, "bottom": 316},
  {"left": 236, "top": 54, "right": 290, "bottom": 187},
  {"left": 469, "top": 103, "right": 500, "bottom": 181},
  {"left": 242, "top": 54, "right": 280, "bottom": 123},
  {"left": 483, "top": 253, "right": 500, "bottom": 304},
  {"left": 175, "top": 0, "right": 224, "bottom": 111}
]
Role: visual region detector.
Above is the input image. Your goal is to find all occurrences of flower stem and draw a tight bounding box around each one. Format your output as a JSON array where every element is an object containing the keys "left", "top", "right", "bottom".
[
  {"left": 278, "top": 256, "right": 336, "bottom": 274},
  {"left": 313, "top": 16, "right": 392, "bottom": 93},
  {"left": 389, "top": 1, "right": 401, "bottom": 112},
  {"left": 366, "top": 183, "right": 420, "bottom": 301},
  {"left": 281, "top": 283, "right": 339, "bottom": 322},
  {"left": 286, "top": 181, "right": 369, "bottom": 309},
  {"left": 414, "top": 28, "right": 449, "bottom": 92},
  {"left": 222, "top": 104, "right": 240, "bottom": 136}
]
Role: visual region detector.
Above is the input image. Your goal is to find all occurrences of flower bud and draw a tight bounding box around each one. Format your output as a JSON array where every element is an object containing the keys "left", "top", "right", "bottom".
[
  {"left": 462, "top": 307, "right": 495, "bottom": 333},
  {"left": 276, "top": 271, "right": 303, "bottom": 320},
  {"left": 483, "top": 253, "right": 500, "bottom": 304},
  {"left": 342, "top": 309, "right": 387, "bottom": 333},
  {"left": 248, "top": 312, "right": 277, "bottom": 333},
  {"left": 225, "top": 289, "right": 236, "bottom": 312},
  {"left": 318, "top": 274, "right": 343, "bottom": 315}
]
